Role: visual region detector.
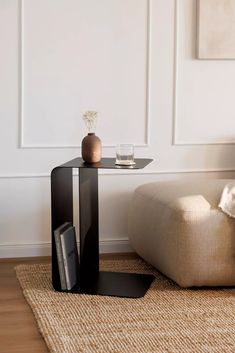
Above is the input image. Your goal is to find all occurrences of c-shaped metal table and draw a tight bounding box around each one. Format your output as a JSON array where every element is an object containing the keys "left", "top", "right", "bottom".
[{"left": 51, "top": 157, "right": 155, "bottom": 298}]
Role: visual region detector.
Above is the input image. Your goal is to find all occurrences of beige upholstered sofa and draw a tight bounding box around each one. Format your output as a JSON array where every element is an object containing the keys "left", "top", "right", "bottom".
[{"left": 128, "top": 179, "right": 235, "bottom": 287}]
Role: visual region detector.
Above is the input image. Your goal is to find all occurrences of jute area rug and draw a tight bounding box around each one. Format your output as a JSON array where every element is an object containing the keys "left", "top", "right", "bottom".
[{"left": 16, "top": 258, "right": 235, "bottom": 353}]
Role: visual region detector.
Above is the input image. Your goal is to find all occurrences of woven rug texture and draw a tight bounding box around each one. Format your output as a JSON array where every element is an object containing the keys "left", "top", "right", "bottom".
[{"left": 15, "top": 258, "right": 235, "bottom": 353}]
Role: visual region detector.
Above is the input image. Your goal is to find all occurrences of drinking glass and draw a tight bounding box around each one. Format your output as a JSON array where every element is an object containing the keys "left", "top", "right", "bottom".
[{"left": 115, "top": 144, "right": 135, "bottom": 165}]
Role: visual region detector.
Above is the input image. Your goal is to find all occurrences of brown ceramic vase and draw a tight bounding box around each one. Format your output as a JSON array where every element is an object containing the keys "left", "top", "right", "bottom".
[{"left": 81, "top": 133, "right": 102, "bottom": 163}]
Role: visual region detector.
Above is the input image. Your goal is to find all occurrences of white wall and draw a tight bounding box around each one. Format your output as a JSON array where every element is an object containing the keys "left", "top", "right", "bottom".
[{"left": 1, "top": 0, "right": 235, "bottom": 258}]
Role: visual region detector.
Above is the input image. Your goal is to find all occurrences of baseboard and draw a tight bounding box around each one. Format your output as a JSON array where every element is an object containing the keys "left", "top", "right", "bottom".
[
  {"left": 99, "top": 238, "right": 133, "bottom": 254},
  {"left": 0, "top": 238, "right": 133, "bottom": 258}
]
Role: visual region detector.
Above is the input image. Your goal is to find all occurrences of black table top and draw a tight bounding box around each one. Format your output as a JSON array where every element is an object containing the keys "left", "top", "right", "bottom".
[{"left": 60, "top": 157, "right": 153, "bottom": 170}]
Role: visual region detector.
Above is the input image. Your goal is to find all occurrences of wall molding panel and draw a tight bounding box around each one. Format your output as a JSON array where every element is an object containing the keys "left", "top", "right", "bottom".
[
  {"left": 172, "top": 0, "right": 235, "bottom": 146},
  {"left": 19, "top": 0, "right": 152, "bottom": 149}
]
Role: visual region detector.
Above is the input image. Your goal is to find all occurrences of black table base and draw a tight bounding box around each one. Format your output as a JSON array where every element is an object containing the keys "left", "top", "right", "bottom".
[
  {"left": 64, "top": 272, "right": 155, "bottom": 298},
  {"left": 51, "top": 157, "right": 154, "bottom": 298}
]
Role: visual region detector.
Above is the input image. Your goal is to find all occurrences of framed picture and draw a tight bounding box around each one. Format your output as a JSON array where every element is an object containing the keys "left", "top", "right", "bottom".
[{"left": 197, "top": 0, "right": 235, "bottom": 59}]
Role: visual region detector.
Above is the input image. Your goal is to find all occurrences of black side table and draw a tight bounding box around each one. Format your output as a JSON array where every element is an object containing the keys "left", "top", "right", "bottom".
[{"left": 51, "top": 157, "right": 155, "bottom": 298}]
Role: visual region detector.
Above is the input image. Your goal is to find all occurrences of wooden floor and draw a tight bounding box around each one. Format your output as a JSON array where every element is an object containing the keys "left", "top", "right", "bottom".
[{"left": 0, "top": 254, "right": 137, "bottom": 353}]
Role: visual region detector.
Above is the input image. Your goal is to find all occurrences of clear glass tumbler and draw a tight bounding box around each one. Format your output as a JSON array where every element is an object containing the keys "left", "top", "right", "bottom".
[{"left": 115, "top": 144, "right": 135, "bottom": 165}]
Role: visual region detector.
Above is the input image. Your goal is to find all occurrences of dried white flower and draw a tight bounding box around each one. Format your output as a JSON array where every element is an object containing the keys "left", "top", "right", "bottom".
[{"left": 82, "top": 111, "right": 98, "bottom": 133}]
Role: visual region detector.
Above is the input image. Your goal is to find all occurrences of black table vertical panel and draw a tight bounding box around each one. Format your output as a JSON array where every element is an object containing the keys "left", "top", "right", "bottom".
[{"left": 51, "top": 167, "right": 73, "bottom": 291}]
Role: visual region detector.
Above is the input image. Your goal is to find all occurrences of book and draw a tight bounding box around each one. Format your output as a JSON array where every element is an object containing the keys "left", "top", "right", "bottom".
[
  {"left": 54, "top": 222, "right": 72, "bottom": 290},
  {"left": 60, "top": 226, "right": 79, "bottom": 290}
]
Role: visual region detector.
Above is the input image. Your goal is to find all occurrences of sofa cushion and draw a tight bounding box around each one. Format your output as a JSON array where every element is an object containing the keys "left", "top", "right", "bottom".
[{"left": 128, "top": 179, "right": 235, "bottom": 287}]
